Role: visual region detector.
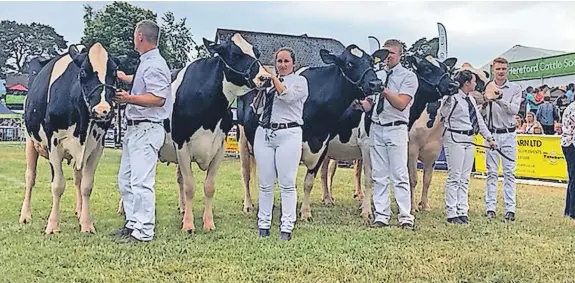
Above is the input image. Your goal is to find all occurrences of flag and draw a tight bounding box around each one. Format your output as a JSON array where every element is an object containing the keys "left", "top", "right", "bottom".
[{"left": 437, "top": 23, "right": 448, "bottom": 61}]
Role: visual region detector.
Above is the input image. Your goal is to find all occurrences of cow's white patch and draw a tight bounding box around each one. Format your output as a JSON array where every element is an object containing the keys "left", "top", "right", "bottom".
[
  {"left": 52, "top": 123, "right": 104, "bottom": 171},
  {"left": 222, "top": 77, "right": 251, "bottom": 107},
  {"left": 231, "top": 33, "right": 256, "bottom": 58},
  {"left": 47, "top": 55, "right": 73, "bottom": 102},
  {"left": 350, "top": 48, "right": 364, "bottom": 58},
  {"left": 183, "top": 119, "right": 227, "bottom": 171},
  {"left": 426, "top": 55, "right": 440, "bottom": 68},
  {"left": 88, "top": 43, "right": 109, "bottom": 106}
]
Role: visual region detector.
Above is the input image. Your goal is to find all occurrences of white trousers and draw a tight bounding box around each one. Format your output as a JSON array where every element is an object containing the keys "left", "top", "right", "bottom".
[
  {"left": 369, "top": 123, "right": 414, "bottom": 225},
  {"left": 484, "top": 132, "right": 517, "bottom": 213},
  {"left": 254, "top": 125, "right": 302, "bottom": 233},
  {"left": 118, "top": 122, "right": 165, "bottom": 241},
  {"left": 443, "top": 132, "right": 475, "bottom": 218}
]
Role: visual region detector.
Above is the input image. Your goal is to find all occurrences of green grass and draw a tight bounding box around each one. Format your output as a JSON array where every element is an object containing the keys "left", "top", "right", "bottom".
[{"left": 0, "top": 143, "right": 574, "bottom": 282}]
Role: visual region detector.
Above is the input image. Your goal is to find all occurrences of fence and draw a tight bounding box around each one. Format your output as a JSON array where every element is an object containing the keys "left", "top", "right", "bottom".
[{"left": 0, "top": 125, "right": 25, "bottom": 142}]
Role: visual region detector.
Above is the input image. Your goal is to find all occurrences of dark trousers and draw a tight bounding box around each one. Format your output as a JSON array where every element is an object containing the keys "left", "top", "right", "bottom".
[
  {"left": 542, "top": 124, "right": 555, "bottom": 135},
  {"left": 562, "top": 145, "right": 575, "bottom": 219}
]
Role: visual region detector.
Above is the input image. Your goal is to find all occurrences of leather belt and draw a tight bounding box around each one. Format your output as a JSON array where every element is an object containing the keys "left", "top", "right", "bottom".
[
  {"left": 447, "top": 128, "right": 474, "bottom": 136},
  {"left": 260, "top": 122, "right": 300, "bottom": 130},
  {"left": 379, "top": 120, "right": 408, "bottom": 127},
  {"left": 127, "top": 119, "right": 162, "bottom": 126},
  {"left": 489, "top": 127, "right": 515, "bottom": 134}
]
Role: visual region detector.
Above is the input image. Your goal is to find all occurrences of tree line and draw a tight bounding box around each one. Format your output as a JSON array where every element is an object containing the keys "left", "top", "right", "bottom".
[{"left": 0, "top": 1, "right": 441, "bottom": 80}]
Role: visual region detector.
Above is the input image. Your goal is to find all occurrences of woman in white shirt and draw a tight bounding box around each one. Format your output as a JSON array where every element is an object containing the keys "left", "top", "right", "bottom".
[
  {"left": 441, "top": 70, "right": 496, "bottom": 225},
  {"left": 251, "top": 47, "right": 309, "bottom": 240},
  {"left": 561, "top": 102, "right": 575, "bottom": 219}
]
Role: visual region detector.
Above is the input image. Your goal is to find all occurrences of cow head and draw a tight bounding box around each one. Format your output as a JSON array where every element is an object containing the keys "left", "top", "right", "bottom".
[
  {"left": 320, "top": 45, "right": 384, "bottom": 98},
  {"left": 203, "top": 33, "right": 271, "bottom": 91},
  {"left": 70, "top": 43, "right": 120, "bottom": 121},
  {"left": 406, "top": 55, "right": 459, "bottom": 98}
]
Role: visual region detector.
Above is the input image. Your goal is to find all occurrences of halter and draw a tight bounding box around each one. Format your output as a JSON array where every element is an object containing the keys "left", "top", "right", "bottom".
[
  {"left": 418, "top": 71, "right": 451, "bottom": 98},
  {"left": 79, "top": 74, "right": 118, "bottom": 122},
  {"left": 340, "top": 65, "right": 377, "bottom": 112},
  {"left": 217, "top": 55, "right": 263, "bottom": 89}
]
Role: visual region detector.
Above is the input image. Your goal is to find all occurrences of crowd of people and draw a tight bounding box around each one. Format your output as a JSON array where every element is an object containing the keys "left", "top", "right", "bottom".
[{"left": 515, "top": 84, "right": 574, "bottom": 135}]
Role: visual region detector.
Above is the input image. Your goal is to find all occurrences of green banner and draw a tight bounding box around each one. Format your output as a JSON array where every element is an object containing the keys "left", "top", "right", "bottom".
[{"left": 506, "top": 53, "right": 575, "bottom": 81}]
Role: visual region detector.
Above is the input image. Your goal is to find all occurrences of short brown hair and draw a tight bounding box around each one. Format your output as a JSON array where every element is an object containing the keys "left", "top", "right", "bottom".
[
  {"left": 275, "top": 47, "right": 296, "bottom": 63},
  {"left": 135, "top": 20, "right": 160, "bottom": 45},
  {"left": 384, "top": 39, "right": 403, "bottom": 54},
  {"left": 492, "top": 57, "right": 508, "bottom": 65}
]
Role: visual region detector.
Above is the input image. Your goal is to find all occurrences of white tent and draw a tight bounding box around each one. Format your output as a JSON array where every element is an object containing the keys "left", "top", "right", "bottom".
[{"left": 481, "top": 44, "right": 573, "bottom": 89}]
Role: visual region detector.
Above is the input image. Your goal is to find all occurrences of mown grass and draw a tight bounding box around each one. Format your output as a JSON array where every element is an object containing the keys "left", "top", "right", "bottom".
[{"left": 0, "top": 143, "right": 574, "bottom": 282}]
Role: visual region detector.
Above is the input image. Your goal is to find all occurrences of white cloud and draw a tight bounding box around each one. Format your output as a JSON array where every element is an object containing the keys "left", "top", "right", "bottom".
[{"left": 275, "top": 1, "right": 575, "bottom": 67}]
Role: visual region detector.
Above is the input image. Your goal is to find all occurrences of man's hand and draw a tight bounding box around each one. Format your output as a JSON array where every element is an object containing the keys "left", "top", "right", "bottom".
[
  {"left": 117, "top": 71, "right": 134, "bottom": 84},
  {"left": 352, "top": 98, "right": 373, "bottom": 112},
  {"left": 113, "top": 89, "right": 131, "bottom": 104}
]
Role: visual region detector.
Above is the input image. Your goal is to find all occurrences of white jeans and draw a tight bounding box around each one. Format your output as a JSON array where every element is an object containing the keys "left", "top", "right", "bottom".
[
  {"left": 485, "top": 132, "right": 517, "bottom": 213},
  {"left": 443, "top": 132, "right": 475, "bottom": 218},
  {"left": 118, "top": 122, "right": 165, "bottom": 241},
  {"left": 254, "top": 125, "right": 302, "bottom": 233},
  {"left": 369, "top": 123, "right": 414, "bottom": 225}
]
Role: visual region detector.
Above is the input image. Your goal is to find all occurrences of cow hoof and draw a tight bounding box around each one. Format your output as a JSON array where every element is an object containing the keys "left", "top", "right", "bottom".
[
  {"left": 300, "top": 212, "right": 313, "bottom": 222},
  {"left": 45, "top": 223, "right": 60, "bottom": 234},
  {"left": 322, "top": 198, "right": 335, "bottom": 206},
  {"left": 243, "top": 206, "right": 253, "bottom": 214},
  {"left": 360, "top": 211, "right": 372, "bottom": 220},
  {"left": 419, "top": 202, "right": 431, "bottom": 211},
  {"left": 353, "top": 194, "right": 364, "bottom": 201},
  {"left": 19, "top": 213, "right": 31, "bottom": 224},
  {"left": 182, "top": 222, "right": 195, "bottom": 234},
  {"left": 203, "top": 223, "right": 215, "bottom": 232},
  {"left": 185, "top": 229, "right": 194, "bottom": 235},
  {"left": 80, "top": 222, "right": 96, "bottom": 233}
]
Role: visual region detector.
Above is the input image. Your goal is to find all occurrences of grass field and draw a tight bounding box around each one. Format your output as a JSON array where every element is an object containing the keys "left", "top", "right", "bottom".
[{"left": 1, "top": 143, "right": 574, "bottom": 282}]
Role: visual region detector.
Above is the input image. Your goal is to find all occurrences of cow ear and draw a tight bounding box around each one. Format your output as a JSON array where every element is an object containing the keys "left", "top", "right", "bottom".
[
  {"left": 203, "top": 38, "right": 218, "bottom": 57},
  {"left": 71, "top": 52, "right": 87, "bottom": 68},
  {"left": 320, "top": 49, "right": 340, "bottom": 66},
  {"left": 69, "top": 45, "right": 80, "bottom": 58},
  {"left": 443, "top": 57, "right": 458, "bottom": 70},
  {"left": 371, "top": 49, "right": 389, "bottom": 64}
]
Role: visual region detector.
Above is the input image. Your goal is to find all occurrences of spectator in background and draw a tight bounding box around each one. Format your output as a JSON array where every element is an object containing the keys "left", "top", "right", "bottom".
[
  {"left": 555, "top": 122, "right": 562, "bottom": 135},
  {"left": 520, "top": 111, "right": 543, "bottom": 134},
  {"left": 515, "top": 114, "right": 524, "bottom": 133},
  {"left": 556, "top": 90, "right": 569, "bottom": 118},
  {"left": 566, "top": 83, "right": 574, "bottom": 103},
  {"left": 525, "top": 86, "right": 541, "bottom": 114},
  {"left": 536, "top": 96, "right": 560, "bottom": 134}
]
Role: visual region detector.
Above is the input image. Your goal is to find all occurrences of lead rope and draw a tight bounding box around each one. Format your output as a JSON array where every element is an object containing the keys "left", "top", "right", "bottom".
[{"left": 444, "top": 97, "right": 515, "bottom": 162}]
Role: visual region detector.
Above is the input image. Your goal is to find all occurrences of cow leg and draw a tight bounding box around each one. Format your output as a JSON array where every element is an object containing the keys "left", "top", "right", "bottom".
[
  {"left": 117, "top": 198, "right": 125, "bottom": 216},
  {"left": 420, "top": 162, "right": 434, "bottom": 211},
  {"left": 321, "top": 158, "right": 335, "bottom": 205},
  {"left": 407, "top": 143, "right": 420, "bottom": 215},
  {"left": 177, "top": 165, "right": 185, "bottom": 214},
  {"left": 45, "top": 147, "right": 65, "bottom": 234},
  {"left": 239, "top": 129, "right": 254, "bottom": 213},
  {"left": 353, "top": 159, "right": 364, "bottom": 201},
  {"left": 19, "top": 139, "right": 38, "bottom": 224},
  {"left": 78, "top": 145, "right": 104, "bottom": 233},
  {"left": 360, "top": 148, "right": 373, "bottom": 220},
  {"left": 177, "top": 148, "right": 196, "bottom": 233},
  {"left": 300, "top": 170, "right": 316, "bottom": 222},
  {"left": 74, "top": 168, "right": 83, "bottom": 218},
  {"left": 203, "top": 144, "right": 225, "bottom": 231}
]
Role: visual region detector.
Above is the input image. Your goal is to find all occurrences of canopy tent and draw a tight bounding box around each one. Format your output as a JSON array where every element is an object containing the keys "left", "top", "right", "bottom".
[
  {"left": 481, "top": 45, "right": 575, "bottom": 89},
  {"left": 6, "top": 83, "right": 28, "bottom": 92}
]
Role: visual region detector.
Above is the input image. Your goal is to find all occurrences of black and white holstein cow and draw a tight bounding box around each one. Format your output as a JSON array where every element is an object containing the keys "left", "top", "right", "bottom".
[
  {"left": 156, "top": 33, "right": 272, "bottom": 233},
  {"left": 237, "top": 45, "right": 386, "bottom": 221},
  {"left": 19, "top": 43, "right": 121, "bottom": 234},
  {"left": 317, "top": 55, "right": 460, "bottom": 219}
]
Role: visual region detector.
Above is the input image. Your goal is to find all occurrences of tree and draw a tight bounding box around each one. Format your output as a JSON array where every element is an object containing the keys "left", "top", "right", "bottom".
[
  {"left": 161, "top": 11, "right": 193, "bottom": 69},
  {"left": 0, "top": 20, "right": 67, "bottom": 74},
  {"left": 82, "top": 2, "right": 206, "bottom": 73}
]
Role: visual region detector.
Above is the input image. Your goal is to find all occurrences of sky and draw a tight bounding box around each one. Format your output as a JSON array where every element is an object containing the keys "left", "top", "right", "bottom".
[{"left": 1, "top": 1, "right": 575, "bottom": 69}]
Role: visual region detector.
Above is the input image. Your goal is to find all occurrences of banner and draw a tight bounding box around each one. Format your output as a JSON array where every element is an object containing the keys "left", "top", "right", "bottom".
[
  {"left": 437, "top": 23, "right": 447, "bottom": 61},
  {"left": 474, "top": 134, "right": 567, "bottom": 181},
  {"left": 507, "top": 52, "right": 575, "bottom": 81},
  {"left": 225, "top": 130, "right": 239, "bottom": 153}
]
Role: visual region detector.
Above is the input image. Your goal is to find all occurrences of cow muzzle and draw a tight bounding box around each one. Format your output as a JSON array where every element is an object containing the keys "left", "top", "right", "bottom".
[
  {"left": 369, "top": 79, "right": 384, "bottom": 94},
  {"left": 92, "top": 102, "right": 112, "bottom": 119},
  {"left": 448, "top": 82, "right": 460, "bottom": 95},
  {"left": 253, "top": 69, "right": 272, "bottom": 88}
]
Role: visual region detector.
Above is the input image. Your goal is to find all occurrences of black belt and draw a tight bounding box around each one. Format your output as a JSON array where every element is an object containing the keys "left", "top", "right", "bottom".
[
  {"left": 259, "top": 122, "right": 300, "bottom": 130},
  {"left": 378, "top": 120, "right": 408, "bottom": 127},
  {"left": 447, "top": 128, "right": 474, "bottom": 136},
  {"left": 489, "top": 127, "right": 515, "bottom": 134},
  {"left": 127, "top": 119, "right": 162, "bottom": 126}
]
